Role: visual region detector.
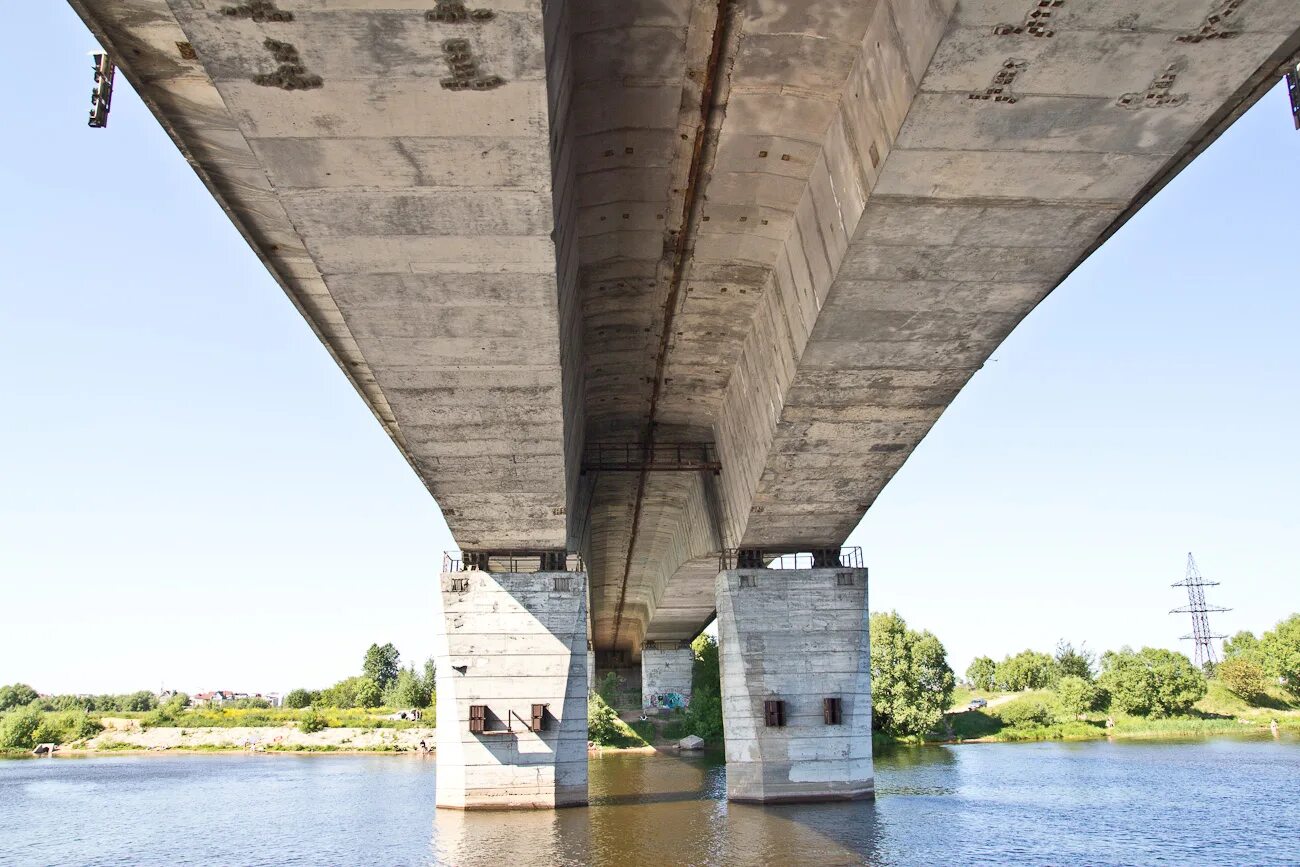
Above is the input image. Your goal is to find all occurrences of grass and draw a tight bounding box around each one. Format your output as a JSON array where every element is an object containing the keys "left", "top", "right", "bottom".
[{"left": 934, "top": 679, "right": 1300, "bottom": 746}]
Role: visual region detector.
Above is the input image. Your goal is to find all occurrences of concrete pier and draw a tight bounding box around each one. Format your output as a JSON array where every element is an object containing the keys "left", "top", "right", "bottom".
[
  {"left": 716, "top": 568, "right": 873, "bottom": 804},
  {"left": 641, "top": 641, "right": 694, "bottom": 712},
  {"left": 433, "top": 570, "right": 588, "bottom": 809}
]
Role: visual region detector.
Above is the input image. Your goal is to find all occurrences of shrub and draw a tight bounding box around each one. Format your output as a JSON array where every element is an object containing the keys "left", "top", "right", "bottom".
[
  {"left": 62, "top": 709, "right": 103, "bottom": 742},
  {"left": 0, "top": 707, "right": 44, "bottom": 749},
  {"left": 587, "top": 693, "right": 628, "bottom": 746},
  {"left": 1217, "top": 656, "right": 1268, "bottom": 702},
  {"left": 596, "top": 672, "right": 622, "bottom": 708},
  {"left": 299, "top": 709, "right": 328, "bottom": 734},
  {"left": 996, "top": 699, "right": 1055, "bottom": 728}
]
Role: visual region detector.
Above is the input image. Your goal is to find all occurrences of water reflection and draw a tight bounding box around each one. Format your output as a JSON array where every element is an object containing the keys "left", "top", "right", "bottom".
[{"left": 434, "top": 752, "right": 885, "bottom": 866}]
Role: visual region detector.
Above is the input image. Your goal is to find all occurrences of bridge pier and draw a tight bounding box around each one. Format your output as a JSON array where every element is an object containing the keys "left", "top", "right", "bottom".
[
  {"left": 433, "top": 569, "right": 588, "bottom": 809},
  {"left": 641, "top": 641, "right": 694, "bottom": 713},
  {"left": 715, "top": 567, "right": 873, "bottom": 803}
]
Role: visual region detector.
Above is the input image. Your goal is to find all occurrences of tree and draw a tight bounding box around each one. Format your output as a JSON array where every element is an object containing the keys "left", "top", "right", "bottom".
[
  {"left": 996, "top": 650, "right": 1057, "bottom": 692},
  {"left": 318, "top": 676, "right": 372, "bottom": 708},
  {"left": 0, "top": 684, "right": 39, "bottom": 711},
  {"left": 122, "top": 691, "right": 157, "bottom": 713},
  {"left": 1054, "top": 640, "right": 1095, "bottom": 680},
  {"left": 1223, "top": 630, "right": 1259, "bottom": 660},
  {"left": 388, "top": 667, "right": 431, "bottom": 709},
  {"left": 870, "top": 611, "right": 955, "bottom": 738},
  {"left": 684, "top": 633, "right": 723, "bottom": 742},
  {"left": 363, "top": 643, "right": 401, "bottom": 690},
  {"left": 284, "top": 689, "right": 314, "bottom": 709},
  {"left": 423, "top": 657, "right": 437, "bottom": 703},
  {"left": 1056, "top": 675, "right": 1099, "bottom": 719},
  {"left": 966, "top": 657, "right": 997, "bottom": 692},
  {"left": 1258, "top": 614, "right": 1300, "bottom": 698},
  {"left": 355, "top": 677, "right": 383, "bottom": 709},
  {"left": 1098, "top": 647, "right": 1205, "bottom": 717},
  {"left": 1216, "top": 656, "right": 1267, "bottom": 702}
]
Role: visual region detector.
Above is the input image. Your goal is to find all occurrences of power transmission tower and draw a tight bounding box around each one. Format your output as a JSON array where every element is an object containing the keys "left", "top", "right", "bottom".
[{"left": 1170, "top": 552, "right": 1229, "bottom": 667}]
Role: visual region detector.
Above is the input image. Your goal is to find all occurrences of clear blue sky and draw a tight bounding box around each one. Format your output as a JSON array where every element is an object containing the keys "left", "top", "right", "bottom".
[{"left": 2, "top": 4, "right": 1297, "bottom": 695}]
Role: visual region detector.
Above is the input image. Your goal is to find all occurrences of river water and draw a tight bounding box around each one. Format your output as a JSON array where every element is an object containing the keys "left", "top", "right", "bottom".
[{"left": 1, "top": 737, "right": 1296, "bottom": 866}]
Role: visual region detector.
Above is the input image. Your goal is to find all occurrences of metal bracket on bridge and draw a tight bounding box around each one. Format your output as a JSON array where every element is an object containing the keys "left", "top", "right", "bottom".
[
  {"left": 444, "top": 550, "right": 584, "bottom": 573},
  {"left": 1286, "top": 62, "right": 1300, "bottom": 131},
  {"left": 88, "top": 53, "right": 115, "bottom": 128},
  {"left": 581, "top": 441, "right": 721, "bottom": 475},
  {"left": 719, "top": 546, "right": 864, "bottom": 571}
]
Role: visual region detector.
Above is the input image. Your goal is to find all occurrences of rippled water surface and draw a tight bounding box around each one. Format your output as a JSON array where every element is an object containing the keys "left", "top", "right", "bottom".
[{"left": 1, "top": 737, "right": 1296, "bottom": 865}]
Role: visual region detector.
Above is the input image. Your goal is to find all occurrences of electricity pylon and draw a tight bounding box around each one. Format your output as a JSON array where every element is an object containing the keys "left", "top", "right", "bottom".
[{"left": 1171, "top": 552, "right": 1229, "bottom": 667}]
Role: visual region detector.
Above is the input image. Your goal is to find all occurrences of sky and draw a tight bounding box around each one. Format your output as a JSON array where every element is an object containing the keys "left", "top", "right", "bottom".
[{"left": 1, "top": 4, "right": 1297, "bottom": 695}]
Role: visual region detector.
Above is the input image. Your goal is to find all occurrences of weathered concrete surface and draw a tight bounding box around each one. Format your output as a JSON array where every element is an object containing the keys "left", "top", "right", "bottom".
[
  {"left": 641, "top": 641, "right": 695, "bottom": 710},
  {"left": 716, "top": 568, "right": 873, "bottom": 803},
  {"left": 68, "top": 0, "right": 583, "bottom": 553},
  {"left": 66, "top": 0, "right": 1300, "bottom": 657},
  {"left": 433, "top": 570, "right": 588, "bottom": 809}
]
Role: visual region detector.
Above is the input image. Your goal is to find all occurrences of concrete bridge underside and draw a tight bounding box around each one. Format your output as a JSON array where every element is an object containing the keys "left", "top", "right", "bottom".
[{"left": 73, "top": 0, "right": 1300, "bottom": 661}]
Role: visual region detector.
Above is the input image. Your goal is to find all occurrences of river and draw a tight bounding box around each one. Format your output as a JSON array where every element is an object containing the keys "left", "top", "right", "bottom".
[{"left": 1, "top": 736, "right": 1296, "bottom": 865}]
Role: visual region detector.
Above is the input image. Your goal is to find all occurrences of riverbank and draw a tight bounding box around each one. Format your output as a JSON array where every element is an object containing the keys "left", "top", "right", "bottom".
[
  {"left": 925, "top": 681, "right": 1300, "bottom": 746},
  {"left": 2, "top": 716, "right": 436, "bottom": 758}
]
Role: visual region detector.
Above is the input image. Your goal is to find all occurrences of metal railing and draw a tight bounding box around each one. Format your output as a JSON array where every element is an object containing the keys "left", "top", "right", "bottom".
[
  {"left": 718, "top": 546, "right": 864, "bottom": 571},
  {"left": 443, "top": 550, "right": 585, "bottom": 573},
  {"left": 581, "top": 441, "right": 720, "bottom": 474}
]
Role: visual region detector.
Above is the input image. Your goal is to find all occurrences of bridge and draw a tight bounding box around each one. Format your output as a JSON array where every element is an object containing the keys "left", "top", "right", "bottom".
[{"left": 70, "top": 0, "right": 1299, "bottom": 808}]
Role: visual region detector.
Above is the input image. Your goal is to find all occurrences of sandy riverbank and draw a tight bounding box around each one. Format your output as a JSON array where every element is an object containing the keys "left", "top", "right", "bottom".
[{"left": 57, "top": 717, "right": 438, "bottom": 754}]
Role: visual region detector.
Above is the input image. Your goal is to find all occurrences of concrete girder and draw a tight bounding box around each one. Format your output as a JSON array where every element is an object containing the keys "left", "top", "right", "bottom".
[{"left": 64, "top": 0, "right": 1300, "bottom": 654}]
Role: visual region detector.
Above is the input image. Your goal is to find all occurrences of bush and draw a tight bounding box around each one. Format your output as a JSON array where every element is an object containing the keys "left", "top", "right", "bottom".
[
  {"left": 61, "top": 709, "right": 102, "bottom": 742},
  {"left": 588, "top": 693, "right": 634, "bottom": 747},
  {"left": 1217, "top": 656, "right": 1268, "bottom": 702},
  {"left": 596, "top": 672, "right": 622, "bottom": 708},
  {"left": 0, "top": 707, "right": 44, "bottom": 749},
  {"left": 299, "top": 709, "right": 328, "bottom": 734},
  {"left": 997, "top": 700, "right": 1053, "bottom": 728},
  {"left": 1055, "top": 675, "right": 1099, "bottom": 719},
  {"left": 996, "top": 699, "right": 1055, "bottom": 728},
  {"left": 284, "top": 689, "right": 315, "bottom": 709}
]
